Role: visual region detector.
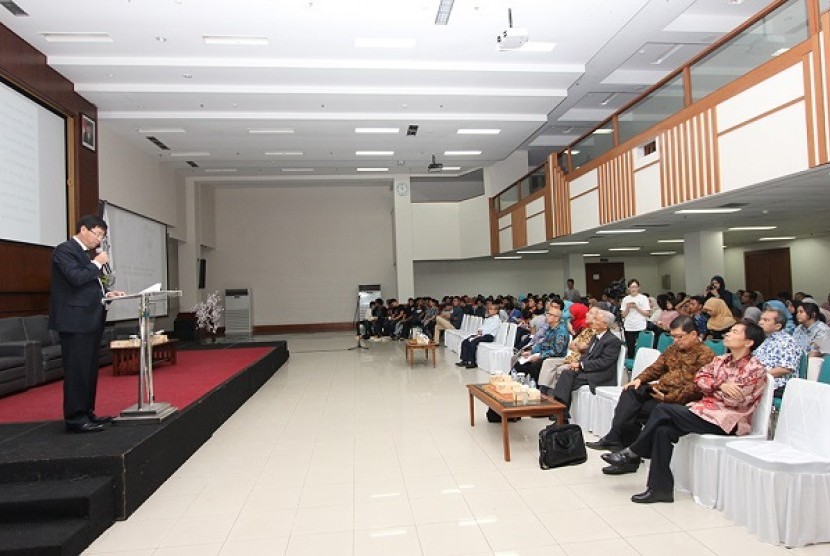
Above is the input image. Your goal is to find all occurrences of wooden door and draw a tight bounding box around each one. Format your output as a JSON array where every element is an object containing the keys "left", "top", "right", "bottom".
[
  {"left": 744, "top": 248, "right": 792, "bottom": 300},
  {"left": 585, "top": 262, "right": 626, "bottom": 299}
]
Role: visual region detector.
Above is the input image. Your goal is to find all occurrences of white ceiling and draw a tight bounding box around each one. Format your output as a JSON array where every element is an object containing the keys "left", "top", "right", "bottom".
[{"left": 0, "top": 0, "right": 774, "bottom": 185}]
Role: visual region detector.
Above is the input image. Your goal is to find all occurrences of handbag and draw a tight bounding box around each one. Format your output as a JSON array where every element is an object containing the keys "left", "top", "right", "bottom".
[{"left": 538, "top": 423, "right": 587, "bottom": 469}]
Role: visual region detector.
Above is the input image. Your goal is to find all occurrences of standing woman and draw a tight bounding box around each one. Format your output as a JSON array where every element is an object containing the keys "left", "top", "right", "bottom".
[{"left": 621, "top": 279, "right": 651, "bottom": 359}]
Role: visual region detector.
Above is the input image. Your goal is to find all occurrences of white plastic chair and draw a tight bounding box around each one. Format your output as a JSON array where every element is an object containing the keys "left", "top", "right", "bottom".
[
  {"left": 444, "top": 315, "right": 482, "bottom": 353},
  {"left": 670, "top": 372, "right": 775, "bottom": 509},
  {"left": 571, "top": 347, "right": 626, "bottom": 432},
  {"left": 589, "top": 348, "right": 660, "bottom": 436},
  {"left": 720, "top": 379, "right": 830, "bottom": 547},
  {"left": 477, "top": 323, "right": 518, "bottom": 375}
]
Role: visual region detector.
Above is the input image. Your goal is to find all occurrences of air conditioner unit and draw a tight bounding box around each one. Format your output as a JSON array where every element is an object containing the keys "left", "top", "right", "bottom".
[{"left": 224, "top": 288, "right": 252, "bottom": 334}]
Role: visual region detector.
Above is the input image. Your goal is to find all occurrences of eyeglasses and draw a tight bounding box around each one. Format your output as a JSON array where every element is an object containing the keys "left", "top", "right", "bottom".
[
  {"left": 546, "top": 312, "right": 560, "bottom": 317},
  {"left": 85, "top": 227, "right": 106, "bottom": 239}
]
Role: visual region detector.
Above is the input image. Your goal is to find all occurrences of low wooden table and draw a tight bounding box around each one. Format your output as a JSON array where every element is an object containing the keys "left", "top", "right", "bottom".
[
  {"left": 111, "top": 339, "right": 179, "bottom": 376},
  {"left": 467, "top": 383, "right": 566, "bottom": 462},
  {"left": 405, "top": 340, "right": 438, "bottom": 368}
]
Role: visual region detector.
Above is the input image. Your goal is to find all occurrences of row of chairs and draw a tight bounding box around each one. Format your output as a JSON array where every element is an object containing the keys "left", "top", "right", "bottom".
[
  {"left": 444, "top": 315, "right": 483, "bottom": 353},
  {"left": 443, "top": 316, "right": 518, "bottom": 374},
  {"left": 625, "top": 330, "right": 726, "bottom": 371}
]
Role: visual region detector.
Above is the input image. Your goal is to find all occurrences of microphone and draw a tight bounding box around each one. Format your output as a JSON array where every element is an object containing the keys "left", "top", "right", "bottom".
[{"left": 95, "top": 247, "right": 113, "bottom": 274}]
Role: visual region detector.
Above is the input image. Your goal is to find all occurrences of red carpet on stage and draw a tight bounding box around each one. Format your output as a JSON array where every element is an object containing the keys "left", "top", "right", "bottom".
[{"left": 0, "top": 347, "right": 273, "bottom": 424}]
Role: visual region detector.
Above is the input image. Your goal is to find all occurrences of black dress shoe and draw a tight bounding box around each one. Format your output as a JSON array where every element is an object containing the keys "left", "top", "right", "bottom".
[
  {"left": 631, "top": 488, "right": 674, "bottom": 504},
  {"left": 601, "top": 450, "right": 641, "bottom": 466},
  {"left": 66, "top": 422, "right": 105, "bottom": 433},
  {"left": 586, "top": 437, "right": 622, "bottom": 451},
  {"left": 89, "top": 415, "right": 113, "bottom": 424},
  {"left": 465, "top": 363, "right": 478, "bottom": 369},
  {"left": 602, "top": 461, "right": 640, "bottom": 475},
  {"left": 455, "top": 361, "right": 468, "bottom": 367}
]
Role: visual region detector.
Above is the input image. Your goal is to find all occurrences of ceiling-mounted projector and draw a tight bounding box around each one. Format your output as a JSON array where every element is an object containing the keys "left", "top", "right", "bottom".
[
  {"left": 497, "top": 28, "right": 529, "bottom": 50},
  {"left": 427, "top": 154, "right": 443, "bottom": 172},
  {"left": 496, "top": 8, "right": 528, "bottom": 51}
]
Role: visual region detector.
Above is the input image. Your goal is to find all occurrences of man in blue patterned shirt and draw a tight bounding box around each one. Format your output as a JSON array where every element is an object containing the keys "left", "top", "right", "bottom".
[
  {"left": 755, "top": 308, "right": 802, "bottom": 397},
  {"left": 513, "top": 306, "right": 570, "bottom": 383}
]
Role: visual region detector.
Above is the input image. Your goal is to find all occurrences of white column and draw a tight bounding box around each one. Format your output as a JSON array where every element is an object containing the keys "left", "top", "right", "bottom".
[
  {"left": 684, "top": 230, "right": 724, "bottom": 296},
  {"left": 177, "top": 178, "right": 200, "bottom": 309},
  {"left": 563, "top": 253, "right": 586, "bottom": 296},
  {"left": 392, "top": 177, "right": 414, "bottom": 300}
]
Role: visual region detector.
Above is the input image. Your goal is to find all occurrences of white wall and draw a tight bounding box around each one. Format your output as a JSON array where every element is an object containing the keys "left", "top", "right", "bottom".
[
  {"left": 97, "top": 123, "right": 181, "bottom": 230},
  {"left": 724, "top": 235, "right": 830, "bottom": 297},
  {"left": 412, "top": 203, "right": 461, "bottom": 260},
  {"left": 211, "top": 184, "right": 396, "bottom": 325},
  {"left": 414, "top": 258, "right": 565, "bottom": 299},
  {"left": 199, "top": 185, "right": 216, "bottom": 248},
  {"left": 484, "top": 150, "right": 529, "bottom": 196},
  {"left": 459, "top": 195, "right": 491, "bottom": 258}
]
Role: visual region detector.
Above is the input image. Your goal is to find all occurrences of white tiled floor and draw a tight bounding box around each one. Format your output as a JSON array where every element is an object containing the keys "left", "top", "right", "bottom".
[{"left": 84, "top": 333, "right": 829, "bottom": 556}]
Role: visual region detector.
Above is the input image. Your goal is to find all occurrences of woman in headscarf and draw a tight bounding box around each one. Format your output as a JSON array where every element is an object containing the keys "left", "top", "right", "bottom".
[
  {"left": 742, "top": 306, "right": 762, "bottom": 324},
  {"left": 765, "top": 299, "right": 796, "bottom": 334},
  {"left": 703, "top": 297, "right": 737, "bottom": 339},
  {"left": 706, "top": 275, "right": 735, "bottom": 310},
  {"left": 569, "top": 302, "right": 589, "bottom": 336}
]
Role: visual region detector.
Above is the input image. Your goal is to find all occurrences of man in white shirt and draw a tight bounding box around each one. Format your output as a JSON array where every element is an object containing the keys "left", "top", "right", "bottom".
[{"left": 456, "top": 303, "right": 502, "bottom": 369}]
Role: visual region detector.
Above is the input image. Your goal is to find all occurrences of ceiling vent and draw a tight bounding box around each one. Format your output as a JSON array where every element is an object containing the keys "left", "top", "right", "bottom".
[
  {"left": 407, "top": 124, "right": 419, "bottom": 136},
  {"left": 146, "top": 136, "right": 170, "bottom": 150},
  {"left": 186, "top": 161, "right": 199, "bottom": 168},
  {"left": 0, "top": 1, "right": 28, "bottom": 16}
]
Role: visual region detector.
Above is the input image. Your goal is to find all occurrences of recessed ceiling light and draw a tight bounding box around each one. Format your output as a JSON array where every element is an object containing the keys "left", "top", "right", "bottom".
[
  {"left": 203, "top": 35, "right": 269, "bottom": 46},
  {"left": 356, "top": 151, "right": 394, "bottom": 156},
  {"left": 204, "top": 168, "right": 238, "bottom": 173},
  {"left": 281, "top": 168, "right": 314, "bottom": 172},
  {"left": 583, "top": 253, "right": 602, "bottom": 257},
  {"left": 354, "top": 37, "right": 416, "bottom": 49},
  {"left": 170, "top": 152, "right": 209, "bottom": 157},
  {"left": 608, "top": 247, "right": 641, "bottom": 251},
  {"left": 355, "top": 128, "right": 400, "bottom": 134},
  {"left": 457, "top": 129, "right": 501, "bottom": 135},
  {"left": 596, "top": 229, "right": 645, "bottom": 234},
  {"left": 570, "top": 149, "right": 581, "bottom": 154},
  {"left": 759, "top": 236, "right": 796, "bottom": 241},
  {"left": 182, "top": 73, "right": 193, "bottom": 79},
  {"left": 771, "top": 48, "right": 789, "bottom": 57},
  {"left": 356, "top": 167, "right": 389, "bottom": 172},
  {"left": 675, "top": 208, "right": 741, "bottom": 214},
  {"left": 658, "top": 239, "right": 685, "bottom": 243},
  {"left": 516, "top": 250, "right": 549, "bottom": 254},
  {"left": 155, "top": 36, "right": 167, "bottom": 43},
  {"left": 592, "top": 129, "right": 614, "bottom": 135},
  {"left": 41, "top": 32, "right": 113, "bottom": 43},
  {"left": 728, "top": 226, "right": 777, "bottom": 231},
  {"left": 441, "top": 166, "right": 462, "bottom": 171},
  {"left": 549, "top": 241, "right": 590, "bottom": 246},
  {"left": 600, "top": 93, "right": 619, "bottom": 106},
  {"left": 652, "top": 44, "right": 682, "bottom": 65},
  {"left": 138, "top": 127, "right": 185, "bottom": 134},
  {"left": 444, "top": 150, "right": 482, "bottom": 156},
  {"left": 650, "top": 251, "right": 677, "bottom": 256},
  {"left": 494, "top": 256, "right": 522, "bottom": 260},
  {"left": 265, "top": 151, "right": 303, "bottom": 156},
  {"left": 248, "top": 128, "right": 294, "bottom": 134}
]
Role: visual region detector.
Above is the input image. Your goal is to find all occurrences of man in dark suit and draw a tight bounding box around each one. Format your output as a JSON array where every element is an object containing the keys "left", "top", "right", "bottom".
[
  {"left": 49, "top": 215, "right": 125, "bottom": 433},
  {"left": 551, "top": 309, "right": 623, "bottom": 408}
]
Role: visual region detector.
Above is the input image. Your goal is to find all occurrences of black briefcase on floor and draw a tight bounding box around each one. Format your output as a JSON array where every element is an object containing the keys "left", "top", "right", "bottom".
[{"left": 539, "top": 423, "right": 587, "bottom": 469}]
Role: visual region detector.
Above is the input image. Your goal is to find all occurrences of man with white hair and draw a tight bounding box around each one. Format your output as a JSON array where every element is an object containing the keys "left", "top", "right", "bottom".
[{"left": 550, "top": 309, "right": 623, "bottom": 410}]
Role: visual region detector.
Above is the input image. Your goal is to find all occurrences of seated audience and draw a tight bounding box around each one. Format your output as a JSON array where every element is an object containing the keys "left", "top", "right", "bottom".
[
  {"left": 764, "top": 299, "right": 795, "bottom": 334},
  {"left": 371, "top": 298, "right": 387, "bottom": 339},
  {"left": 755, "top": 307, "right": 801, "bottom": 398},
  {"left": 677, "top": 295, "right": 709, "bottom": 339},
  {"left": 742, "top": 306, "right": 761, "bottom": 324},
  {"left": 601, "top": 321, "right": 767, "bottom": 504},
  {"left": 421, "top": 298, "right": 439, "bottom": 340},
  {"left": 569, "top": 303, "right": 589, "bottom": 336},
  {"left": 705, "top": 275, "right": 735, "bottom": 311},
  {"left": 359, "top": 301, "right": 377, "bottom": 339},
  {"left": 537, "top": 307, "right": 598, "bottom": 395},
  {"left": 792, "top": 301, "right": 830, "bottom": 353},
  {"left": 739, "top": 290, "right": 760, "bottom": 315},
  {"left": 550, "top": 310, "right": 623, "bottom": 410},
  {"left": 587, "top": 316, "right": 715, "bottom": 452},
  {"left": 433, "top": 296, "right": 463, "bottom": 343},
  {"left": 513, "top": 306, "right": 570, "bottom": 383},
  {"left": 456, "top": 303, "right": 501, "bottom": 369},
  {"left": 702, "top": 297, "right": 736, "bottom": 340}
]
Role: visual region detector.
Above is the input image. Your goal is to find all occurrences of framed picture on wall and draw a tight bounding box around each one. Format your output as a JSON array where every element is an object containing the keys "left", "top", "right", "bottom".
[{"left": 81, "top": 114, "right": 96, "bottom": 151}]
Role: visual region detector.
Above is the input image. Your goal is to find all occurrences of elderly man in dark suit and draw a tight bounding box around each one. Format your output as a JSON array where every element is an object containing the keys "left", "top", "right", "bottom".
[
  {"left": 551, "top": 309, "right": 623, "bottom": 409},
  {"left": 49, "top": 215, "right": 125, "bottom": 433}
]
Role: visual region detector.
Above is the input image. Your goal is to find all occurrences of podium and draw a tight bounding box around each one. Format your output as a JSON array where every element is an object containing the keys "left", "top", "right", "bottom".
[{"left": 104, "top": 289, "right": 182, "bottom": 423}]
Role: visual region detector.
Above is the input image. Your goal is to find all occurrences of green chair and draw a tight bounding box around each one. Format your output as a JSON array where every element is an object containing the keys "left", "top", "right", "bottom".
[
  {"left": 819, "top": 355, "right": 830, "bottom": 384},
  {"left": 774, "top": 353, "right": 810, "bottom": 412},
  {"left": 704, "top": 339, "right": 726, "bottom": 356},
  {"left": 624, "top": 330, "right": 655, "bottom": 371},
  {"left": 656, "top": 333, "right": 673, "bottom": 353}
]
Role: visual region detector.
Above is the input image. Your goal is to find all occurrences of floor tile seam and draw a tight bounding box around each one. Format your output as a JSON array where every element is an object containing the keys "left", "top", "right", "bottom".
[{"left": 620, "top": 530, "right": 719, "bottom": 554}]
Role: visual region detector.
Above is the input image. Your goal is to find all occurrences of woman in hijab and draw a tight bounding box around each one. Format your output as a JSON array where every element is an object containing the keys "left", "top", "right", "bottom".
[
  {"left": 569, "top": 303, "right": 589, "bottom": 336},
  {"left": 764, "top": 300, "right": 796, "bottom": 334},
  {"left": 703, "top": 297, "right": 737, "bottom": 339},
  {"left": 743, "top": 306, "right": 762, "bottom": 324},
  {"left": 706, "top": 275, "right": 735, "bottom": 310}
]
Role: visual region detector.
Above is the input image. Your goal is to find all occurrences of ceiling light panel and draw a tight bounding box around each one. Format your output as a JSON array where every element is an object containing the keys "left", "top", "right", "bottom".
[
  {"left": 608, "top": 247, "right": 641, "bottom": 251},
  {"left": 444, "top": 150, "right": 482, "bottom": 156},
  {"left": 248, "top": 128, "right": 294, "bottom": 134},
  {"left": 658, "top": 239, "right": 685, "bottom": 243},
  {"left": 356, "top": 167, "right": 389, "bottom": 172},
  {"left": 355, "top": 128, "right": 400, "bottom": 134},
  {"left": 549, "top": 241, "right": 589, "bottom": 246},
  {"left": 727, "top": 226, "right": 777, "bottom": 231},
  {"left": 281, "top": 168, "right": 314, "bottom": 172},
  {"left": 170, "top": 151, "right": 209, "bottom": 157},
  {"left": 494, "top": 256, "right": 522, "bottom": 260},
  {"left": 596, "top": 229, "right": 645, "bottom": 234},
  {"left": 457, "top": 129, "right": 501, "bottom": 135},
  {"left": 650, "top": 251, "right": 677, "bottom": 255},
  {"left": 138, "top": 127, "right": 185, "bottom": 134},
  {"left": 441, "top": 166, "right": 462, "bottom": 171},
  {"left": 41, "top": 32, "right": 112, "bottom": 42},
  {"left": 516, "top": 250, "right": 549, "bottom": 254},
  {"left": 203, "top": 35, "right": 269, "bottom": 46},
  {"left": 356, "top": 151, "right": 394, "bottom": 156},
  {"left": 265, "top": 151, "right": 304, "bottom": 156},
  {"left": 759, "top": 236, "right": 796, "bottom": 241},
  {"left": 675, "top": 208, "right": 741, "bottom": 214}
]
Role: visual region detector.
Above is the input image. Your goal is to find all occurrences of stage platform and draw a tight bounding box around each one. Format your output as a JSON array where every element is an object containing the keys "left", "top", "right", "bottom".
[{"left": 0, "top": 341, "right": 289, "bottom": 556}]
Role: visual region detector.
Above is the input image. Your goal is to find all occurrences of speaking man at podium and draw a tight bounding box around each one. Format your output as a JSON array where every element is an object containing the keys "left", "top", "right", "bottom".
[{"left": 49, "top": 215, "right": 125, "bottom": 433}]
